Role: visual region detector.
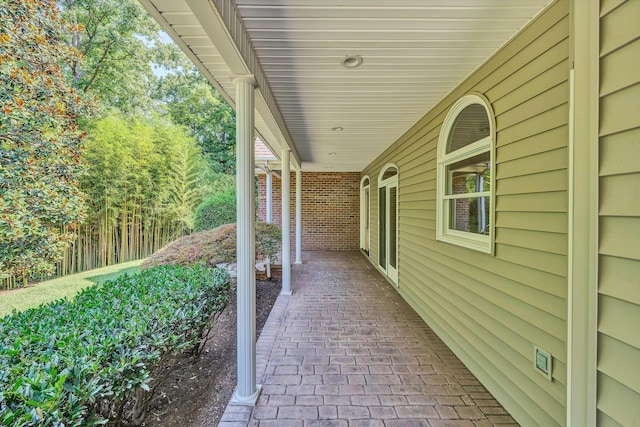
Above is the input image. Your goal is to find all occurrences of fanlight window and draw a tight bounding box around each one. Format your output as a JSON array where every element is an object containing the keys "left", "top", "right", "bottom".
[{"left": 436, "top": 95, "right": 494, "bottom": 253}]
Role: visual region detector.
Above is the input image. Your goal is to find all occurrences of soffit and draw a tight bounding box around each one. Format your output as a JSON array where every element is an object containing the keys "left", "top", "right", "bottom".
[{"left": 142, "top": 0, "right": 551, "bottom": 172}]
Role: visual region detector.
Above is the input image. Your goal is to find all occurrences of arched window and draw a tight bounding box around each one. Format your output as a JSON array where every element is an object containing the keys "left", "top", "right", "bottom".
[
  {"left": 436, "top": 94, "right": 494, "bottom": 253},
  {"left": 378, "top": 164, "right": 398, "bottom": 285}
]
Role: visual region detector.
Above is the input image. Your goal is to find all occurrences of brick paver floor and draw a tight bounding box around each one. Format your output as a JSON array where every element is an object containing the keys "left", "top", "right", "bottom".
[{"left": 219, "top": 251, "right": 518, "bottom": 427}]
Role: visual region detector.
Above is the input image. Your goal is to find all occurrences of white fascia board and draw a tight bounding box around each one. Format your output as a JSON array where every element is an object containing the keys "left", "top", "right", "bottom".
[
  {"left": 185, "top": 0, "right": 249, "bottom": 75},
  {"left": 186, "top": 0, "right": 301, "bottom": 170},
  {"left": 142, "top": 0, "right": 301, "bottom": 170},
  {"left": 137, "top": 0, "right": 237, "bottom": 109}
]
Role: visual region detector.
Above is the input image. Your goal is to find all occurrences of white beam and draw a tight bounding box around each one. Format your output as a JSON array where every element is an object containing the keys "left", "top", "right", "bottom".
[
  {"left": 281, "top": 149, "right": 292, "bottom": 295},
  {"left": 295, "top": 168, "right": 302, "bottom": 264},
  {"left": 230, "top": 75, "right": 260, "bottom": 406}
]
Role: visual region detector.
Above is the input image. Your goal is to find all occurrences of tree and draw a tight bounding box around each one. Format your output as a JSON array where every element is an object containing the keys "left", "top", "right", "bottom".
[
  {"left": 154, "top": 70, "right": 236, "bottom": 174},
  {"left": 70, "top": 112, "right": 210, "bottom": 271},
  {"left": 59, "top": 0, "right": 181, "bottom": 113},
  {"left": 0, "top": 0, "right": 94, "bottom": 281}
]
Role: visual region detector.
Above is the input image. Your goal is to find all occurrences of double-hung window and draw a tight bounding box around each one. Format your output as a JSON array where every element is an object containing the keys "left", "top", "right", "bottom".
[{"left": 436, "top": 94, "right": 494, "bottom": 253}]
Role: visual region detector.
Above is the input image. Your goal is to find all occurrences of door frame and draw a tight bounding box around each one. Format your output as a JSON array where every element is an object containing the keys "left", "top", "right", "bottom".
[{"left": 378, "top": 164, "right": 399, "bottom": 286}]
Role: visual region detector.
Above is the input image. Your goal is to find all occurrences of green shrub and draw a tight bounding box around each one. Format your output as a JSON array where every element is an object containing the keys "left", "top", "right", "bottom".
[
  {"left": 0, "top": 265, "right": 232, "bottom": 426},
  {"left": 141, "top": 222, "right": 281, "bottom": 270},
  {"left": 193, "top": 190, "right": 236, "bottom": 232}
]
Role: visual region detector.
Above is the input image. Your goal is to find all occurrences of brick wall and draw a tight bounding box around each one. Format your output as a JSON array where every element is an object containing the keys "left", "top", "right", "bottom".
[{"left": 257, "top": 172, "right": 360, "bottom": 251}]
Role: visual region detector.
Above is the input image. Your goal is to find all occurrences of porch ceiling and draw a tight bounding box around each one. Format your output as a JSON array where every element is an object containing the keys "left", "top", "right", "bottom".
[{"left": 141, "top": 0, "right": 551, "bottom": 172}]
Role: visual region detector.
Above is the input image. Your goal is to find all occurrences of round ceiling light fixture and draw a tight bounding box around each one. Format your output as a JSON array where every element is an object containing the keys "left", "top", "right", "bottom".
[
  {"left": 331, "top": 126, "right": 344, "bottom": 132},
  {"left": 341, "top": 55, "right": 363, "bottom": 69}
]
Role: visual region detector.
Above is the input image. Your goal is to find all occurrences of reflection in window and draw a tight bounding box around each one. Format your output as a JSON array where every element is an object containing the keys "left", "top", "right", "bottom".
[{"left": 446, "top": 152, "right": 491, "bottom": 235}]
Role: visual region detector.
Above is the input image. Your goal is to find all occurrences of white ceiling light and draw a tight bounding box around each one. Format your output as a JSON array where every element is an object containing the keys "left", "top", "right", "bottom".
[
  {"left": 340, "top": 55, "right": 363, "bottom": 69},
  {"left": 331, "top": 126, "right": 343, "bottom": 132}
]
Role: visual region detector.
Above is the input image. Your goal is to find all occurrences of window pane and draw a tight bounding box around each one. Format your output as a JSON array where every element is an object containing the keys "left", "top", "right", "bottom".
[
  {"left": 389, "top": 186, "right": 397, "bottom": 269},
  {"left": 448, "top": 197, "right": 490, "bottom": 235},
  {"left": 446, "top": 104, "right": 490, "bottom": 154},
  {"left": 382, "top": 167, "right": 397, "bottom": 180},
  {"left": 446, "top": 151, "right": 490, "bottom": 195}
]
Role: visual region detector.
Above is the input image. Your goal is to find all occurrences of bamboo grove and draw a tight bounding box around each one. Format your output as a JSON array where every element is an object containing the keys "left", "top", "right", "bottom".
[{"left": 55, "top": 114, "right": 212, "bottom": 277}]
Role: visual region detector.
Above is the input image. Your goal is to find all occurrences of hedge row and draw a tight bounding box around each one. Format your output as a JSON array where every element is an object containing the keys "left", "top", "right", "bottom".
[
  {"left": 193, "top": 190, "right": 236, "bottom": 232},
  {"left": 0, "top": 265, "right": 232, "bottom": 426}
]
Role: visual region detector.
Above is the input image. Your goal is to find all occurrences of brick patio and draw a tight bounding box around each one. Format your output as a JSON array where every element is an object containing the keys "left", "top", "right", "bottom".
[{"left": 219, "top": 251, "right": 518, "bottom": 427}]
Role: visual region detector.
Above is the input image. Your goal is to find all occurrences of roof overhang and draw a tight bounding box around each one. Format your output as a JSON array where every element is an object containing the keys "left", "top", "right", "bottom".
[{"left": 140, "top": 0, "right": 552, "bottom": 172}]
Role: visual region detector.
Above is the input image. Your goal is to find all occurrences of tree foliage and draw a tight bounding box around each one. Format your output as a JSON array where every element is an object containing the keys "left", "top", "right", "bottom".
[
  {"left": 59, "top": 0, "right": 180, "bottom": 113},
  {"left": 168, "top": 137, "right": 206, "bottom": 234},
  {"left": 69, "top": 112, "right": 209, "bottom": 271},
  {"left": 0, "top": 0, "right": 238, "bottom": 285},
  {"left": 154, "top": 70, "right": 236, "bottom": 174},
  {"left": 193, "top": 189, "right": 236, "bottom": 232},
  {"left": 0, "top": 0, "right": 94, "bottom": 281}
]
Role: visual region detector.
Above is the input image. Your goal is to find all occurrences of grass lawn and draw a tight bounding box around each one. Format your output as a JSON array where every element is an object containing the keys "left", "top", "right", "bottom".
[{"left": 0, "top": 259, "right": 144, "bottom": 317}]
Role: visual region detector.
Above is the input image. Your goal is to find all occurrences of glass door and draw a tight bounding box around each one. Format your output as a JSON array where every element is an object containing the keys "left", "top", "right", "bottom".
[
  {"left": 360, "top": 177, "right": 370, "bottom": 254},
  {"left": 379, "top": 186, "right": 386, "bottom": 270},
  {"left": 378, "top": 165, "right": 398, "bottom": 286},
  {"left": 386, "top": 183, "right": 398, "bottom": 284}
]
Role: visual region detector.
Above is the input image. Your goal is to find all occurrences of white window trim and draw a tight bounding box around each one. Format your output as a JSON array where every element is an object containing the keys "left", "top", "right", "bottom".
[
  {"left": 436, "top": 93, "right": 495, "bottom": 254},
  {"left": 378, "top": 163, "right": 398, "bottom": 184}
]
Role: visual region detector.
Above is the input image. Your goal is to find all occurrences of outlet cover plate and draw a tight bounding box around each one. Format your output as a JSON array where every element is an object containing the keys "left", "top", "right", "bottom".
[{"left": 534, "top": 346, "right": 552, "bottom": 381}]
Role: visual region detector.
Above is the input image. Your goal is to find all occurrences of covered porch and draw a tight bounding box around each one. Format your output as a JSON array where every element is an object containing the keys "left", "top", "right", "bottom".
[
  {"left": 137, "top": 1, "right": 622, "bottom": 425},
  {"left": 219, "top": 251, "right": 516, "bottom": 427}
]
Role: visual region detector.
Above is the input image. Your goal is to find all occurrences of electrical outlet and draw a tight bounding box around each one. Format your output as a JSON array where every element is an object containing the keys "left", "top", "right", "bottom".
[{"left": 534, "top": 346, "right": 552, "bottom": 381}]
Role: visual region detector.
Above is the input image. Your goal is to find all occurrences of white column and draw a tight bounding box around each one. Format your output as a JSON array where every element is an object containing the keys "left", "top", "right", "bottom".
[
  {"left": 266, "top": 167, "right": 272, "bottom": 223},
  {"left": 280, "top": 149, "right": 292, "bottom": 295},
  {"left": 230, "top": 75, "right": 260, "bottom": 406},
  {"left": 266, "top": 167, "right": 272, "bottom": 279},
  {"left": 295, "top": 168, "right": 302, "bottom": 264}
]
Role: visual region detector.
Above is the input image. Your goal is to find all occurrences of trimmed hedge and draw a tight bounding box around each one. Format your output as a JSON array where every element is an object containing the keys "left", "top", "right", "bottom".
[
  {"left": 0, "top": 265, "right": 232, "bottom": 426},
  {"left": 193, "top": 190, "right": 236, "bottom": 232}
]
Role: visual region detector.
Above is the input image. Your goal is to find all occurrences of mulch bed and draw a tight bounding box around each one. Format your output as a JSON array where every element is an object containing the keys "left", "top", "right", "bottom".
[{"left": 143, "top": 279, "right": 282, "bottom": 426}]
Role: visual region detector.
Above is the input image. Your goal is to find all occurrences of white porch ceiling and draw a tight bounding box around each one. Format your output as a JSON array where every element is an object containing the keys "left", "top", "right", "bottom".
[{"left": 141, "top": 0, "right": 551, "bottom": 172}]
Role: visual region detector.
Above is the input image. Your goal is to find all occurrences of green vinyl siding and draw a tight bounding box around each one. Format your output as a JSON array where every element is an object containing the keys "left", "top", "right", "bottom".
[
  {"left": 362, "top": 1, "right": 570, "bottom": 426},
  {"left": 598, "top": 1, "right": 640, "bottom": 426}
]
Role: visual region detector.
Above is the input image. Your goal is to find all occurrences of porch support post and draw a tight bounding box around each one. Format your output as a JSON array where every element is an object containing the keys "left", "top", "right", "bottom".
[
  {"left": 295, "top": 168, "right": 302, "bottom": 264},
  {"left": 266, "top": 166, "right": 272, "bottom": 223},
  {"left": 230, "top": 75, "right": 261, "bottom": 406},
  {"left": 280, "top": 149, "right": 292, "bottom": 295},
  {"left": 266, "top": 165, "right": 272, "bottom": 279}
]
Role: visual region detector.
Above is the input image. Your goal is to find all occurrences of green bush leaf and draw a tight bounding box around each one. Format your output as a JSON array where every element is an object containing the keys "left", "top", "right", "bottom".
[{"left": 0, "top": 265, "right": 231, "bottom": 425}]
